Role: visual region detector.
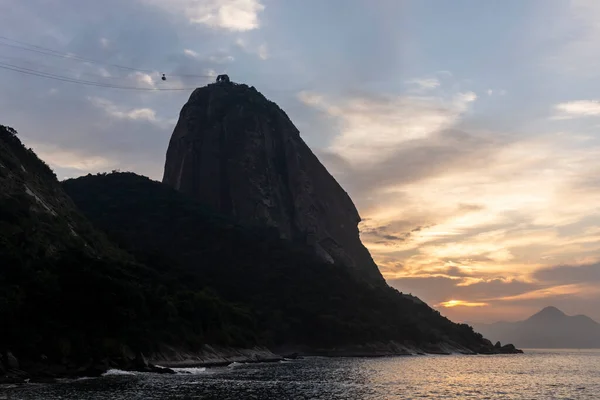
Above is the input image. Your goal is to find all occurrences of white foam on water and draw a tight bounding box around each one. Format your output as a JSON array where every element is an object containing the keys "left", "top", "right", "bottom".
[
  {"left": 171, "top": 367, "right": 207, "bottom": 375},
  {"left": 102, "top": 369, "right": 136, "bottom": 376},
  {"left": 181, "top": 381, "right": 201, "bottom": 385},
  {"left": 56, "top": 377, "right": 95, "bottom": 383},
  {"left": 228, "top": 362, "right": 244, "bottom": 368}
]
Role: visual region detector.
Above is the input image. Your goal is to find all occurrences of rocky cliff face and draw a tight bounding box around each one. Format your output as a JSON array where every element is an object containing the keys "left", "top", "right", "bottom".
[
  {"left": 162, "top": 82, "right": 385, "bottom": 285},
  {"left": 0, "top": 125, "right": 122, "bottom": 259}
]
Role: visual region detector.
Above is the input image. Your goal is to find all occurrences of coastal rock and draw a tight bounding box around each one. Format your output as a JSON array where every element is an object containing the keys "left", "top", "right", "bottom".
[
  {"left": 5, "top": 352, "right": 19, "bottom": 370},
  {"left": 149, "top": 345, "right": 283, "bottom": 368},
  {"left": 146, "top": 365, "right": 176, "bottom": 374},
  {"left": 75, "top": 359, "right": 110, "bottom": 377},
  {"left": 133, "top": 352, "right": 148, "bottom": 369},
  {"left": 283, "top": 353, "right": 300, "bottom": 360},
  {"left": 162, "top": 83, "right": 385, "bottom": 285},
  {"left": 117, "top": 348, "right": 175, "bottom": 374},
  {"left": 499, "top": 344, "right": 523, "bottom": 354}
]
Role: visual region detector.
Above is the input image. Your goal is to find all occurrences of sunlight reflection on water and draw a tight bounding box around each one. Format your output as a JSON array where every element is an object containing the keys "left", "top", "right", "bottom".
[{"left": 3, "top": 349, "right": 600, "bottom": 399}]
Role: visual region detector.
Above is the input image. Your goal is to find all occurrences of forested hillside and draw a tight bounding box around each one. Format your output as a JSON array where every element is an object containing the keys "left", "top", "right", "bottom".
[
  {"left": 63, "top": 171, "right": 495, "bottom": 352},
  {"left": 0, "top": 126, "right": 256, "bottom": 378}
]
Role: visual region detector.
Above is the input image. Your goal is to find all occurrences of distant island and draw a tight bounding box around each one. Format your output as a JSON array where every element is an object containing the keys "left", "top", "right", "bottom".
[{"left": 472, "top": 306, "right": 600, "bottom": 348}]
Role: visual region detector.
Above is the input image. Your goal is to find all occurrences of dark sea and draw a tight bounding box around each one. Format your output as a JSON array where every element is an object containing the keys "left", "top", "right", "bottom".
[{"left": 2, "top": 349, "right": 599, "bottom": 399}]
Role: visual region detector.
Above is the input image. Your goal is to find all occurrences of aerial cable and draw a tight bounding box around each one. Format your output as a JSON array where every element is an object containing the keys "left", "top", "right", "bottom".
[
  {"left": 0, "top": 61, "right": 205, "bottom": 90},
  {"left": 0, "top": 53, "right": 155, "bottom": 81},
  {"left": 0, "top": 60, "right": 145, "bottom": 87},
  {"left": 0, "top": 36, "right": 214, "bottom": 79},
  {"left": 0, "top": 61, "right": 206, "bottom": 91},
  {"left": 0, "top": 40, "right": 156, "bottom": 74},
  {"left": 0, "top": 62, "right": 310, "bottom": 95}
]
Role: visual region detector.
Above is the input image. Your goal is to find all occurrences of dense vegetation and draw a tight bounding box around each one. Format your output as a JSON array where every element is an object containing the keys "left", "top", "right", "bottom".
[
  {"left": 63, "top": 172, "right": 487, "bottom": 351},
  {"left": 0, "top": 126, "right": 256, "bottom": 366}
]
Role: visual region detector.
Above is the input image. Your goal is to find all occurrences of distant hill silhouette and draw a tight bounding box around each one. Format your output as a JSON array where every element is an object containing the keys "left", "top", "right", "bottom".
[{"left": 472, "top": 306, "right": 600, "bottom": 348}]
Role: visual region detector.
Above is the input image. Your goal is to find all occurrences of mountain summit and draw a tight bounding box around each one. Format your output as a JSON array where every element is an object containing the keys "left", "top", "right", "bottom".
[
  {"left": 162, "top": 81, "right": 384, "bottom": 285},
  {"left": 473, "top": 306, "right": 600, "bottom": 348},
  {"left": 526, "top": 306, "right": 567, "bottom": 322}
]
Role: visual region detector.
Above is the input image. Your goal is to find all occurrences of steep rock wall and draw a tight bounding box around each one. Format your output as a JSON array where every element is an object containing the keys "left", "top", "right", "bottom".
[{"left": 162, "top": 83, "right": 385, "bottom": 285}]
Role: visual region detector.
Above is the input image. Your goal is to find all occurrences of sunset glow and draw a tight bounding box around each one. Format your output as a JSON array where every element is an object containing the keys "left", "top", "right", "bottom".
[{"left": 438, "top": 300, "right": 489, "bottom": 308}]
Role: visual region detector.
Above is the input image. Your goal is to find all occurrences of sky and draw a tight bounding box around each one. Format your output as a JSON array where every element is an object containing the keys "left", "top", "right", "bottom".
[{"left": 2, "top": 0, "right": 600, "bottom": 324}]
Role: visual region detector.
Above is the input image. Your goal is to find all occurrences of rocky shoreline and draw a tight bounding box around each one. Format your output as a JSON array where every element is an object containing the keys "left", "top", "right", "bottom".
[
  {"left": 148, "top": 345, "right": 285, "bottom": 368},
  {"left": 0, "top": 341, "right": 522, "bottom": 384},
  {"left": 272, "top": 340, "right": 523, "bottom": 358}
]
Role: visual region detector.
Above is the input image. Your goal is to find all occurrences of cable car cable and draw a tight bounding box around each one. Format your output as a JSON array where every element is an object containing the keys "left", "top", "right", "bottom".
[
  {"left": 0, "top": 36, "right": 214, "bottom": 78},
  {"left": 0, "top": 61, "right": 206, "bottom": 91}
]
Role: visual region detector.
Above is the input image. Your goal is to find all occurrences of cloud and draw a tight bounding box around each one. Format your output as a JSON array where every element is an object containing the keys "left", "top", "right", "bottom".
[
  {"left": 184, "top": 48, "right": 235, "bottom": 64},
  {"left": 298, "top": 89, "right": 477, "bottom": 165},
  {"left": 553, "top": 100, "right": 600, "bottom": 119},
  {"left": 371, "top": 136, "right": 600, "bottom": 268},
  {"left": 184, "top": 49, "right": 200, "bottom": 58},
  {"left": 387, "top": 275, "right": 545, "bottom": 322},
  {"left": 143, "top": 0, "right": 265, "bottom": 31},
  {"left": 32, "top": 143, "right": 117, "bottom": 171},
  {"left": 235, "top": 38, "right": 269, "bottom": 60},
  {"left": 88, "top": 97, "right": 157, "bottom": 122},
  {"left": 297, "top": 91, "right": 324, "bottom": 107},
  {"left": 388, "top": 265, "right": 600, "bottom": 323},
  {"left": 438, "top": 300, "right": 489, "bottom": 308},
  {"left": 538, "top": 0, "right": 600, "bottom": 77},
  {"left": 407, "top": 78, "right": 440, "bottom": 90},
  {"left": 130, "top": 72, "right": 158, "bottom": 88},
  {"left": 359, "top": 222, "right": 423, "bottom": 246},
  {"left": 208, "top": 53, "right": 235, "bottom": 63},
  {"left": 534, "top": 262, "right": 600, "bottom": 284},
  {"left": 257, "top": 43, "right": 268, "bottom": 60},
  {"left": 491, "top": 284, "right": 595, "bottom": 302},
  {"left": 486, "top": 89, "right": 507, "bottom": 97},
  {"left": 346, "top": 132, "right": 600, "bottom": 270}
]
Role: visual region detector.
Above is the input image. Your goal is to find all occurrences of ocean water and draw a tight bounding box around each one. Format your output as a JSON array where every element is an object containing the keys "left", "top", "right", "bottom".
[{"left": 2, "top": 349, "right": 599, "bottom": 399}]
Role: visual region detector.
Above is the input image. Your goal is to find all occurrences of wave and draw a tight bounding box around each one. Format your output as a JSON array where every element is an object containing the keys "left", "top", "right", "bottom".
[
  {"left": 228, "top": 362, "right": 244, "bottom": 368},
  {"left": 171, "top": 367, "right": 207, "bottom": 375},
  {"left": 102, "top": 369, "right": 136, "bottom": 376},
  {"left": 100, "top": 366, "right": 208, "bottom": 377}
]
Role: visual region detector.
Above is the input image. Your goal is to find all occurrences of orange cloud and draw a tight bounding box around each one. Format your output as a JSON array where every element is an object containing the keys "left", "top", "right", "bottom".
[
  {"left": 489, "top": 284, "right": 599, "bottom": 302},
  {"left": 437, "top": 300, "right": 489, "bottom": 308}
]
